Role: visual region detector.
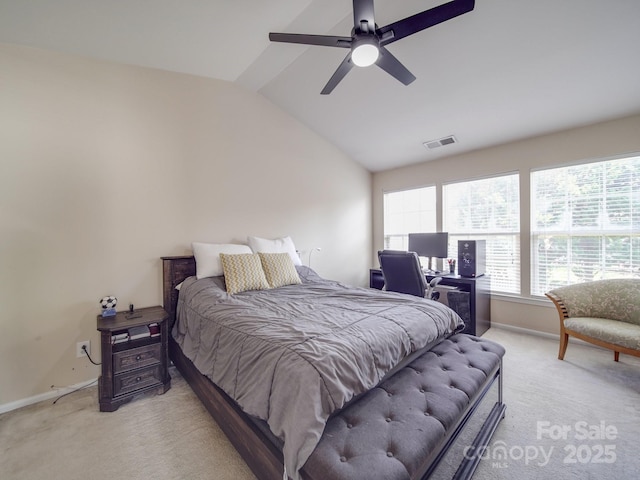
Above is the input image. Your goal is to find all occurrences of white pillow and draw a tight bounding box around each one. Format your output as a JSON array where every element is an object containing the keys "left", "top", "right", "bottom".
[
  {"left": 192, "top": 242, "right": 252, "bottom": 279},
  {"left": 247, "top": 235, "right": 302, "bottom": 266}
]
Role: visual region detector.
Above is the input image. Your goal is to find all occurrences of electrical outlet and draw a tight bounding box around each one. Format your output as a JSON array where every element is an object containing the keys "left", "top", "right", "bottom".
[{"left": 76, "top": 340, "right": 90, "bottom": 358}]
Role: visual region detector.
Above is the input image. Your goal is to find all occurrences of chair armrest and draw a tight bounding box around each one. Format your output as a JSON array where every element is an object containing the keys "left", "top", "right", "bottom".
[{"left": 546, "top": 292, "right": 569, "bottom": 323}]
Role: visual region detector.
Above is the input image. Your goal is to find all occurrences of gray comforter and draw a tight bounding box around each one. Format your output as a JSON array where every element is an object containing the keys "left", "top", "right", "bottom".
[{"left": 173, "top": 266, "right": 463, "bottom": 479}]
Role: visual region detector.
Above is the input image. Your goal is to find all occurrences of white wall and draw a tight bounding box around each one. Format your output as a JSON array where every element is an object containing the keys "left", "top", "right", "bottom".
[
  {"left": 373, "top": 114, "right": 640, "bottom": 335},
  {"left": 0, "top": 43, "right": 372, "bottom": 407}
]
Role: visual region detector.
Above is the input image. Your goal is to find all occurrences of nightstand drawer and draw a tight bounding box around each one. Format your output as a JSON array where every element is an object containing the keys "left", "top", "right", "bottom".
[
  {"left": 113, "top": 364, "right": 161, "bottom": 396},
  {"left": 113, "top": 343, "right": 161, "bottom": 374}
]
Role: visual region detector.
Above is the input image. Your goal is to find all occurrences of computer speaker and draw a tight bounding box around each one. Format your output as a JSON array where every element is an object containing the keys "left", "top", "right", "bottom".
[{"left": 458, "top": 240, "right": 486, "bottom": 278}]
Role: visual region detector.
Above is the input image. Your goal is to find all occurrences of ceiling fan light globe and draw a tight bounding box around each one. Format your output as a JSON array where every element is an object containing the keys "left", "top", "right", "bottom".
[{"left": 352, "top": 43, "right": 379, "bottom": 67}]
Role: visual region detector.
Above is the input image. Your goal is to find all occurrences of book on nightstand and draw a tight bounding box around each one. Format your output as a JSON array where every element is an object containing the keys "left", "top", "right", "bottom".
[
  {"left": 128, "top": 325, "right": 150, "bottom": 340},
  {"left": 148, "top": 323, "right": 160, "bottom": 337},
  {"left": 111, "top": 331, "right": 129, "bottom": 344}
]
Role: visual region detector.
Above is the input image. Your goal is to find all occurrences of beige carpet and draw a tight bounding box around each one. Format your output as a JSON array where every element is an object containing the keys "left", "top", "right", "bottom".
[
  {"left": 474, "top": 328, "right": 640, "bottom": 480},
  {"left": 1, "top": 328, "right": 639, "bottom": 480}
]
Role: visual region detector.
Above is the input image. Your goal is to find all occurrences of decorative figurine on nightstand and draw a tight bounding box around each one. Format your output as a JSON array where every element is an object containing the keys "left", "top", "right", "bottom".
[{"left": 100, "top": 296, "right": 118, "bottom": 317}]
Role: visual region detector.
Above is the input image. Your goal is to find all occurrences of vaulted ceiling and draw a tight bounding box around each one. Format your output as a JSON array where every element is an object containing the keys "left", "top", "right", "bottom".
[{"left": 2, "top": 0, "right": 639, "bottom": 171}]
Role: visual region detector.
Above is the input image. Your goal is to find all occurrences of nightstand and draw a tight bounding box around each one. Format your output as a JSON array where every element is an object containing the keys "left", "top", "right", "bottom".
[{"left": 97, "top": 305, "right": 171, "bottom": 412}]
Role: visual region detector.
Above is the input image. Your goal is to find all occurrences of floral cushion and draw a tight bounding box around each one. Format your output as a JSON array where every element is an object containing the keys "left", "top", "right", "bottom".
[{"left": 564, "top": 317, "right": 640, "bottom": 350}]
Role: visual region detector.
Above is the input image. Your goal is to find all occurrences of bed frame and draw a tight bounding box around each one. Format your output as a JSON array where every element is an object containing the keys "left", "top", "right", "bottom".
[
  {"left": 162, "top": 255, "right": 506, "bottom": 480},
  {"left": 162, "top": 255, "right": 285, "bottom": 477}
]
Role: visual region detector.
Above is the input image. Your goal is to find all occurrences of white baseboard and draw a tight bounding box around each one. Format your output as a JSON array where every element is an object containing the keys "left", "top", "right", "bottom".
[
  {"left": 489, "top": 322, "right": 600, "bottom": 349},
  {"left": 489, "top": 322, "right": 560, "bottom": 340},
  {"left": 0, "top": 378, "right": 98, "bottom": 415}
]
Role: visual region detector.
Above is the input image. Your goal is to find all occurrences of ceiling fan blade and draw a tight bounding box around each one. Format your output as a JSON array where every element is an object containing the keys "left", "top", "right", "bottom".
[
  {"left": 269, "top": 32, "right": 352, "bottom": 48},
  {"left": 321, "top": 54, "right": 355, "bottom": 95},
  {"left": 378, "top": 0, "right": 475, "bottom": 46},
  {"left": 353, "top": 0, "right": 375, "bottom": 32},
  {"left": 375, "top": 47, "right": 416, "bottom": 86}
]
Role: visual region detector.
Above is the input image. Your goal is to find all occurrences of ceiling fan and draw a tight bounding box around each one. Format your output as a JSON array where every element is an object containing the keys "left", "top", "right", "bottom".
[{"left": 269, "top": 0, "right": 475, "bottom": 94}]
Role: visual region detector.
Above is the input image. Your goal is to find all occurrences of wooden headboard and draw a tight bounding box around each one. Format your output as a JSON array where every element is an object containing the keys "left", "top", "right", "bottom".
[{"left": 161, "top": 255, "right": 196, "bottom": 328}]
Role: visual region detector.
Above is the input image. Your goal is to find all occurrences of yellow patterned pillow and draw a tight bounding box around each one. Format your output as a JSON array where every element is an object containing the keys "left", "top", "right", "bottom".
[
  {"left": 219, "top": 253, "right": 270, "bottom": 294},
  {"left": 259, "top": 252, "right": 302, "bottom": 288}
]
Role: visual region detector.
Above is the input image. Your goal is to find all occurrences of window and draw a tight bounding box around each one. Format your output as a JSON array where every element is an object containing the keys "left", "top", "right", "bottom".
[
  {"left": 443, "top": 174, "right": 520, "bottom": 294},
  {"left": 531, "top": 155, "right": 640, "bottom": 295},
  {"left": 383, "top": 186, "right": 436, "bottom": 250}
]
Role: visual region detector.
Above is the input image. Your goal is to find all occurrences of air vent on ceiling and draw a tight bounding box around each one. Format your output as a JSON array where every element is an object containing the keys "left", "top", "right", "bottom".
[{"left": 423, "top": 135, "right": 457, "bottom": 150}]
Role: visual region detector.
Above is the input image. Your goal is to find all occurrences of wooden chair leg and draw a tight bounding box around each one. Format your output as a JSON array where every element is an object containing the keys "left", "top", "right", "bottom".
[
  {"left": 558, "top": 333, "right": 569, "bottom": 360},
  {"left": 614, "top": 351, "right": 620, "bottom": 362}
]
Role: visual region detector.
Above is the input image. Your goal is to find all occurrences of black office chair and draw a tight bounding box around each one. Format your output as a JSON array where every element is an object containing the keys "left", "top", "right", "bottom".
[{"left": 377, "top": 250, "right": 441, "bottom": 300}]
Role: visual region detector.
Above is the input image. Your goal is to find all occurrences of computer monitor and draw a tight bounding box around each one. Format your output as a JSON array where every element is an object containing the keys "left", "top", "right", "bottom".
[{"left": 408, "top": 232, "right": 449, "bottom": 271}]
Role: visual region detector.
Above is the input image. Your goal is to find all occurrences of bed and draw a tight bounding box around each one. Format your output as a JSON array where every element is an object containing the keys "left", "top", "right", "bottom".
[{"left": 162, "top": 255, "right": 505, "bottom": 480}]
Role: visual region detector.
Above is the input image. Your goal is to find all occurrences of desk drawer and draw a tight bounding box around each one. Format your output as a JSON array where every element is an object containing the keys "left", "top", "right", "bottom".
[
  {"left": 113, "top": 343, "right": 161, "bottom": 374},
  {"left": 113, "top": 364, "right": 161, "bottom": 396}
]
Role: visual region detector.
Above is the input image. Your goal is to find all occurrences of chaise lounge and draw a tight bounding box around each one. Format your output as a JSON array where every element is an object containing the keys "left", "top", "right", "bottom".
[{"left": 546, "top": 279, "right": 640, "bottom": 361}]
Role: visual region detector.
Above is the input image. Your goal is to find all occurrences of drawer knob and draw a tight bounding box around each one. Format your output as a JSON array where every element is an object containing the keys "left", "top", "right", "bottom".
[
  {"left": 135, "top": 355, "right": 142, "bottom": 361},
  {"left": 136, "top": 376, "right": 142, "bottom": 382}
]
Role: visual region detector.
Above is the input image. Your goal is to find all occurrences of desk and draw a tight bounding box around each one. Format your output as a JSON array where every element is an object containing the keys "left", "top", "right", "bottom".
[{"left": 369, "top": 269, "right": 491, "bottom": 336}]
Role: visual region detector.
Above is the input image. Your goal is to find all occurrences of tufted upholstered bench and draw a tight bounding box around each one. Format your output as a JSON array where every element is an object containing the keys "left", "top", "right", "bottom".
[{"left": 301, "top": 334, "right": 506, "bottom": 480}]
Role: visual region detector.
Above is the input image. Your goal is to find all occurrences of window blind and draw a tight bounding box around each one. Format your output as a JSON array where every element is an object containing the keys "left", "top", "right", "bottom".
[
  {"left": 531, "top": 155, "right": 640, "bottom": 295},
  {"left": 383, "top": 186, "right": 436, "bottom": 250},
  {"left": 443, "top": 174, "right": 520, "bottom": 294}
]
